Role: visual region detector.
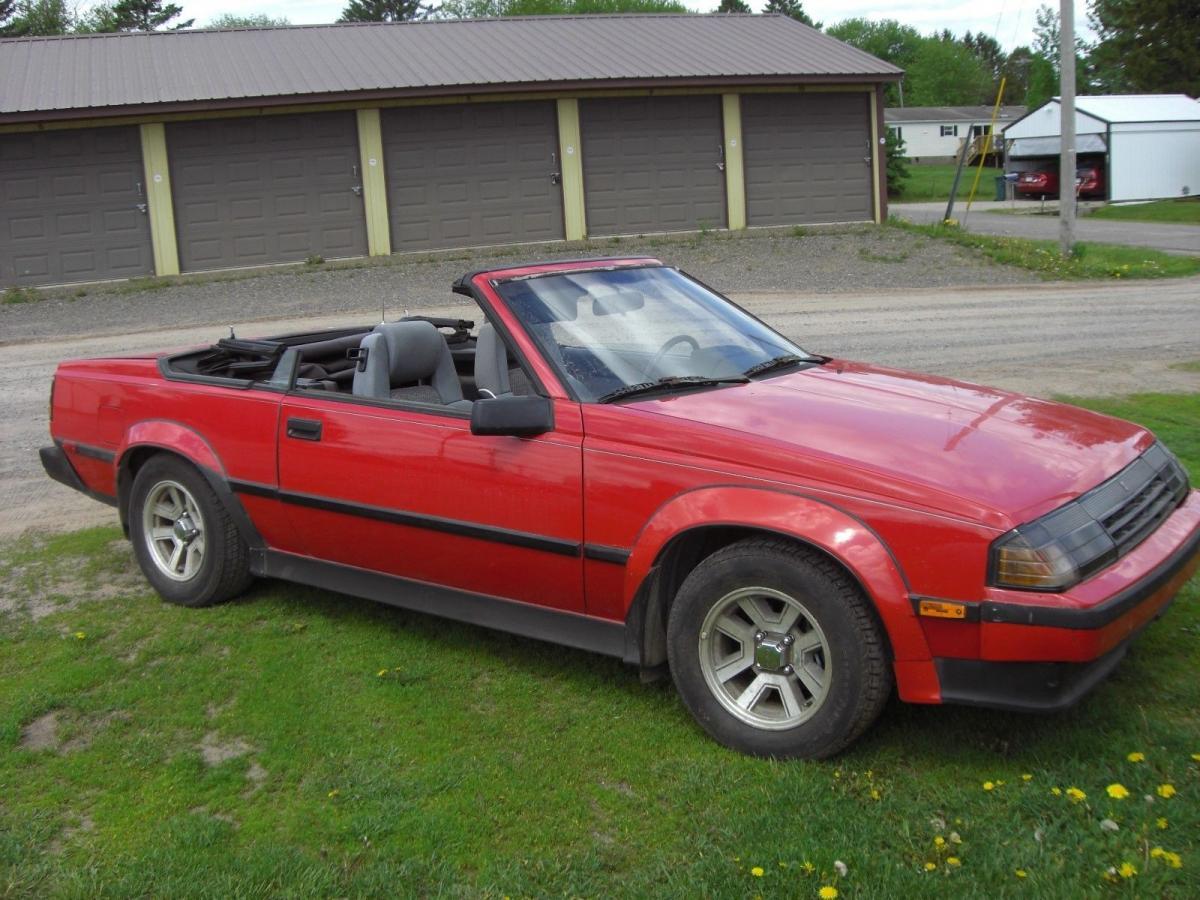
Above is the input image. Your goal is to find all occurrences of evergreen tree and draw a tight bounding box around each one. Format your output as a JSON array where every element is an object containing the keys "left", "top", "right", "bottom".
[
  {"left": 208, "top": 13, "right": 292, "bottom": 28},
  {"left": 884, "top": 128, "right": 909, "bottom": 198},
  {"left": 4, "top": 0, "right": 73, "bottom": 35},
  {"left": 1089, "top": 0, "right": 1199, "bottom": 95},
  {"left": 762, "top": 0, "right": 815, "bottom": 27},
  {"left": 715, "top": 0, "right": 750, "bottom": 13},
  {"left": 339, "top": 0, "right": 431, "bottom": 21},
  {"left": 0, "top": 0, "right": 16, "bottom": 34},
  {"left": 110, "top": 0, "right": 193, "bottom": 31}
]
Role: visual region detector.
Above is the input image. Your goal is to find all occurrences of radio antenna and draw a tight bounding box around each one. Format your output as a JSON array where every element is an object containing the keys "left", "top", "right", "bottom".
[{"left": 380, "top": 298, "right": 386, "bottom": 325}]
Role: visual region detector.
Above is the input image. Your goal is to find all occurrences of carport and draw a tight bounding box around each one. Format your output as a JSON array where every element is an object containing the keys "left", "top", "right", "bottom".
[{"left": 1003, "top": 94, "right": 1200, "bottom": 203}]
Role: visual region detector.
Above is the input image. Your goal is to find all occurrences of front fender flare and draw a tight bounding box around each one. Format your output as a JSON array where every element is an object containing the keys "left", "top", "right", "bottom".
[{"left": 623, "top": 485, "right": 932, "bottom": 663}]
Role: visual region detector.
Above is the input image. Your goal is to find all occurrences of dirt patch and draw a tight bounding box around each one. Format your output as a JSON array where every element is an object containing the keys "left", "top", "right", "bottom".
[
  {"left": 47, "top": 813, "right": 95, "bottom": 856},
  {"left": 19, "top": 712, "right": 60, "bottom": 751},
  {"left": 199, "top": 731, "right": 255, "bottom": 766},
  {"left": 243, "top": 761, "right": 269, "bottom": 797},
  {"left": 0, "top": 546, "right": 144, "bottom": 621},
  {"left": 58, "top": 710, "right": 132, "bottom": 754}
]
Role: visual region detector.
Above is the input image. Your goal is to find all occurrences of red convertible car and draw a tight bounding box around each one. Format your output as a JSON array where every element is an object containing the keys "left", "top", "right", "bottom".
[{"left": 41, "top": 258, "right": 1199, "bottom": 758}]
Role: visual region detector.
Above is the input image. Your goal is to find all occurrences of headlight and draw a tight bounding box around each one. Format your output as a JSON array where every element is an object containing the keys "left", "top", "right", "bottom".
[{"left": 990, "top": 443, "right": 1189, "bottom": 592}]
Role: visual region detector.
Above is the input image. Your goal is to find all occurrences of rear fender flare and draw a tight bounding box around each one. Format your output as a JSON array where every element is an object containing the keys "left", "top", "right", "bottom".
[
  {"left": 623, "top": 486, "right": 931, "bottom": 662},
  {"left": 115, "top": 421, "right": 264, "bottom": 554}
]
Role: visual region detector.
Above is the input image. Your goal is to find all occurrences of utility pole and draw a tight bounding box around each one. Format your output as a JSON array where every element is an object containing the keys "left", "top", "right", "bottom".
[{"left": 1059, "top": 0, "right": 1076, "bottom": 256}]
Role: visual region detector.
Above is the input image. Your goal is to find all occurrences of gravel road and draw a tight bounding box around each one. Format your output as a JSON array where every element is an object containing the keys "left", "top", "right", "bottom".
[{"left": 3, "top": 228, "right": 1198, "bottom": 538}]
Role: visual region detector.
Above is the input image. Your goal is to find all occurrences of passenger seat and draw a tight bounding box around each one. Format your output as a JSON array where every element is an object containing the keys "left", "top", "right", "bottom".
[{"left": 352, "top": 321, "right": 471, "bottom": 409}]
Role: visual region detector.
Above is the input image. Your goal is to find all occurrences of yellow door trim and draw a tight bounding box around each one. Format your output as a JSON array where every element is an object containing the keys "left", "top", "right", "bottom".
[
  {"left": 869, "top": 89, "right": 882, "bottom": 224},
  {"left": 556, "top": 98, "right": 587, "bottom": 241},
  {"left": 138, "top": 123, "right": 179, "bottom": 277},
  {"left": 355, "top": 109, "right": 391, "bottom": 256},
  {"left": 721, "top": 94, "right": 746, "bottom": 231}
]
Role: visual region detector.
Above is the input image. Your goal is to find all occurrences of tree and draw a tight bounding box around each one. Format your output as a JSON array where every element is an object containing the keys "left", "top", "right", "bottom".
[
  {"left": 961, "top": 31, "right": 1005, "bottom": 85},
  {"left": 715, "top": 0, "right": 750, "bottom": 13},
  {"left": 438, "top": 0, "right": 688, "bottom": 16},
  {"left": 1031, "top": 3, "right": 1092, "bottom": 90},
  {"left": 1025, "top": 53, "right": 1057, "bottom": 108},
  {"left": 74, "top": 3, "right": 120, "bottom": 32},
  {"left": 208, "top": 13, "right": 292, "bottom": 28},
  {"left": 339, "top": 0, "right": 431, "bottom": 20},
  {"left": 1000, "top": 45, "right": 1035, "bottom": 105},
  {"left": 884, "top": 127, "right": 909, "bottom": 197},
  {"left": 904, "top": 36, "right": 992, "bottom": 106},
  {"left": 762, "top": 0, "right": 815, "bottom": 27},
  {"left": 1089, "top": 0, "right": 1200, "bottom": 95},
  {"left": 110, "top": 0, "right": 193, "bottom": 30},
  {"left": 825, "top": 18, "right": 923, "bottom": 105},
  {"left": 0, "top": 0, "right": 16, "bottom": 34},
  {"left": 4, "top": 0, "right": 73, "bottom": 35}
]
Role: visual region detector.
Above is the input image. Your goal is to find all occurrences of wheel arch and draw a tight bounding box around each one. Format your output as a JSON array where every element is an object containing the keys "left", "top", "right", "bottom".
[
  {"left": 115, "top": 424, "right": 263, "bottom": 553},
  {"left": 621, "top": 486, "right": 931, "bottom": 672}
]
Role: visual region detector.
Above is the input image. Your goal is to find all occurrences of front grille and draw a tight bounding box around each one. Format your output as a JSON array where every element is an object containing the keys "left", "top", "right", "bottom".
[{"left": 1079, "top": 442, "right": 1190, "bottom": 561}]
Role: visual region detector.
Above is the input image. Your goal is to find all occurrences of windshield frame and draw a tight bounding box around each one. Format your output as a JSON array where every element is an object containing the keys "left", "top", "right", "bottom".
[{"left": 491, "top": 263, "right": 819, "bottom": 403}]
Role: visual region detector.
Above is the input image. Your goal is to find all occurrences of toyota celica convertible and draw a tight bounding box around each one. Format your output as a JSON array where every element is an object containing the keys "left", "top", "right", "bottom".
[{"left": 41, "top": 258, "right": 1200, "bottom": 758}]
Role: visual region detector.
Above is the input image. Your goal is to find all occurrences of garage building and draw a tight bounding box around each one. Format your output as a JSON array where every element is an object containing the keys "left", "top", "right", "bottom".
[
  {"left": 1002, "top": 95, "right": 1200, "bottom": 203},
  {"left": 0, "top": 15, "right": 900, "bottom": 287}
]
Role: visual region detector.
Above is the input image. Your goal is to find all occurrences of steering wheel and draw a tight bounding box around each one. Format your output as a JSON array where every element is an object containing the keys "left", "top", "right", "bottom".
[{"left": 642, "top": 334, "right": 700, "bottom": 379}]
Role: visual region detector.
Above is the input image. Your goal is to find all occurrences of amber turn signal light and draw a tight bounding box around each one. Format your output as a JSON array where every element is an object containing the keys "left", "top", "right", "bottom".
[{"left": 918, "top": 599, "right": 967, "bottom": 620}]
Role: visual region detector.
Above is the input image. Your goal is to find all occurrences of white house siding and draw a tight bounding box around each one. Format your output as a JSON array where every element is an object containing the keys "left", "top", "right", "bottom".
[{"left": 1108, "top": 122, "right": 1200, "bottom": 202}]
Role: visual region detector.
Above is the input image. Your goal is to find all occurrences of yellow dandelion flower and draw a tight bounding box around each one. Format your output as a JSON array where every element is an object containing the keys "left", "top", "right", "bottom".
[
  {"left": 1066, "top": 787, "right": 1087, "bottom": 803},
  {"left": 818, "top": 887, "right": 839, "bottom": 900},
  {"left": 983, "top": 781, "right": 995, "bottom": 791},
  {"left": 750, "top": 866, "right": 764, "bottom": 877},
  {"left": 802, "top": 861, "right": 815, "bottom": 875},
  {"left": 1051, "top": 787, "right": 1062, "bottom": 796},
  {"left": 923, "top": 862, "right": 937, "bottom": 872},
  {"left": 947, "top": 857, "right": 961, "bottom": 867},
  {"left": 327, "top": 789, "right": 339, "bottom": 798},
  {"left": 377, "top": 669, "right": 388, "bottom": 677},
  {"left": 1015, "top": 869, "right": 1027, "bottom": 879},
  {"left": 1150, "top": 848, "right": 1164, "bottom": 859},
  {"left": 1106, "top": 783, "right": 1130, "bottom": 800},
  {"left": 934, "top": 836, "right": 946, "bottom": 848},
  {"left": 1157, "top": 783, "right": 1176, "bottom": 798},
  {"left": 73, "top": 631, "right": 86, "bottom": 640},
  {"left": 1157, "top": 817, "right": 1168, "bottom": 830},
  {"left": 1126, "top": 751, "right": 1145, "bottom": 763},
  {"left": 870, "top": 788, "right": 881, "bottom": 801},
  {"left": 1021, "top": 773, "right": 1033, "bottom": 781},
  {"left": 1118, "top": 862, "right": 1137, "bottom": 879},
  {"left": 779, "top": 862, "right": 787, "bottom": 869},
  {"left": 1164, "top": 851, "right": 1182, "bottom": 869},
  {"left": 1191, "top": 753, "right": 1200, "bottom": 762}
]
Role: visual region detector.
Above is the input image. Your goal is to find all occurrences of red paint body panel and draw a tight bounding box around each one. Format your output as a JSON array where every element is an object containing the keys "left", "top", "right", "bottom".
[{"left": 43, "top": 259, "right": 1199, "bottom": 713}]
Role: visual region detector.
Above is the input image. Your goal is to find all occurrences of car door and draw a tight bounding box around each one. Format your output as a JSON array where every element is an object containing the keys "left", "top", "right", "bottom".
[{"left": 274, "top": 392, "right": 586, "bottom": 613}]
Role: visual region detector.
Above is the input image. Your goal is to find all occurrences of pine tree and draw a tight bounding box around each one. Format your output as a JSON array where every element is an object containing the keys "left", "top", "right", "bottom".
[
  {"left": 1089, "top": 0, "right": 1199, "bottom": 95},
  {"left": 762, "top": 0, "right": 815, "bottom": 28},
  {"left": 110, "top": 0, "right": 193, "bottom": 31},
  {"left": 715, "top": 0, "right": 751, "bottom": 13},
  {"left": 338, "top": 0, "right": 432, "bottom": 22}
]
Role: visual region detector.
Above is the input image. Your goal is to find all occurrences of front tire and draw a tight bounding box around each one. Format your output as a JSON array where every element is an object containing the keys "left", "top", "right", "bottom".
[
  {"left": 667, "top": 538, "right": 892, "bottom": 759},
  {"left": 129, "top": 456, "right": 252, "bottom": 607}
]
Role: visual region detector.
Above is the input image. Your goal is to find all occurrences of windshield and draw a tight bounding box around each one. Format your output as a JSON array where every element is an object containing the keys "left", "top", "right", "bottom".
[{"left": 495, "top": 266, "right": 814, "bottom": 402}]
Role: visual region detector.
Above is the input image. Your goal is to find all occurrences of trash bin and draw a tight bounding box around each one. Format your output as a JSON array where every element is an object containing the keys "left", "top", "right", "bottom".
[{"left": 994, "top": 175, "right": 1007, "bottom": 201}]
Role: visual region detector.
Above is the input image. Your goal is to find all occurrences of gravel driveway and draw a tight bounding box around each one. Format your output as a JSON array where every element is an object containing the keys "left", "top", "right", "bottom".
[
  {"left": 2, "top": 226, "right": 1028, "bottom": 343},
  {"left": 4, "top": 226, "right": 1198, "bottom": 538}
]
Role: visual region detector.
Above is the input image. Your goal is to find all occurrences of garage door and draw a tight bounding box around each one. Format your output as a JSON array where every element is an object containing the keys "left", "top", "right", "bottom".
[
  {"left": 168, "top": 112, "right": 367, "bottom": 272},
  {"left": 743, "top": 93, "right": 873, "bottom": 226},
  {"left": 580, "top": 96, "right": 726, "bottom": 237},
  {"left": 382, "top": 102, "right": 563, "bottom": 251},
  {"left": 0, "top": 126, "right": 153, "bottom": 286}
]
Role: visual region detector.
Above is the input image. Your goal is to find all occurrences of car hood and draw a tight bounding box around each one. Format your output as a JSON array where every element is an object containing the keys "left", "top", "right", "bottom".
[{"left": 621, "top": 360, "right": 1151, "bottom": 526}]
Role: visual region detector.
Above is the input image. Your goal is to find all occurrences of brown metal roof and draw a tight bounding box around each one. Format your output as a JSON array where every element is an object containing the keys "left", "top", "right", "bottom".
[{"left": 0, "top": 15, "right": 900, "bottom": 123}]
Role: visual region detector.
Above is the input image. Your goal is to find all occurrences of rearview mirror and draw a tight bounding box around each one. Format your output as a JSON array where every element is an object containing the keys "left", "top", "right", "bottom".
[{"left": 470, "top": 395, "right": 554, "bottom": 437}]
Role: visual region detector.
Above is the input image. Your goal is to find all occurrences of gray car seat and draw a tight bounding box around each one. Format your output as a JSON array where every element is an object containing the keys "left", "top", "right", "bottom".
[
  {"left": 352, "top": 321, "right": 470, "bottom": 409},
  {"left": 474, "top": 322, "right": 537, "bottom": 398}
]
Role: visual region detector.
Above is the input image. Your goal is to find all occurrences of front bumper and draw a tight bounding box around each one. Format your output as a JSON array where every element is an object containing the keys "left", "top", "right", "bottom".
[{"left": 931, "top": 494, "right": 1200, "bottom": 712}]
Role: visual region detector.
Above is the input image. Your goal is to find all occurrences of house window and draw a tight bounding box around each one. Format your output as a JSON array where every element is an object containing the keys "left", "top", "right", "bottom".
[
  {"left": 889, "top": 126, "right": 902, "bottom": 140},
  {"left": 940, "top": 125, "right": 958, "bottom": 137}
]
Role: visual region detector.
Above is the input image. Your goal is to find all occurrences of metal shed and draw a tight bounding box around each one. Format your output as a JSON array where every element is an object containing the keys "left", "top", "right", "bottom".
[
  {"left": 0, "top": 15, "right": 900, "bottom": 287},
  {"left": 1002, "top": 95, "right": 1200, "bottom": 203}
]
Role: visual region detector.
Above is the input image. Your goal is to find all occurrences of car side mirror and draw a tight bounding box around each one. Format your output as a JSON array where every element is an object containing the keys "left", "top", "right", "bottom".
[{"left": 470, "top": 395, "right": 554, "bottom": 437}]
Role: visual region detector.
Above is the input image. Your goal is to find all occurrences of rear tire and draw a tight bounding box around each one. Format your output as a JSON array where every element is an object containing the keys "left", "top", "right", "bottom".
[
  {"left": 667, "top": 537, "right": 892, "bottom": 759},
  {"left": 129, "top": 456, "right": 252, "bottom": 608}
]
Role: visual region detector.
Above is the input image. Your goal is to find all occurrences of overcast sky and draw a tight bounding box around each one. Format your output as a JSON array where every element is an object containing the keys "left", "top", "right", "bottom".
[{"left": 178, "top": 0, "right": 1093, "bottom": 50}]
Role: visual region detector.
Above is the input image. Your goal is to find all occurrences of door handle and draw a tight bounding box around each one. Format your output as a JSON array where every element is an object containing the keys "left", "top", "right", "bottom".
[
  {"left": 351, "top": 185, "right": 363, "bottom": 196},
  {"left": 135, "top": 203, "right": 148, "bottom": 214},
  {"left": 550, "top": 151, "right": 561, "bottom": 185},
  {"left": 286, "top": 418, "right": 323, "bottom": 441}
]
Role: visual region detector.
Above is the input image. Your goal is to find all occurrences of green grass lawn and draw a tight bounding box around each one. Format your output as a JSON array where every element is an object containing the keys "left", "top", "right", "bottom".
[
  {"left": 3, "top": 395, "right": 1199, "bottom": 897},
  {"left": 1089, "top": 198, "right": 1200, "bottom": 225},
  {"left": 893, "top": 163, "right": 1003, "bottom": 204},
  {"left": 892, "top": 219, "right": 1200, "bottom": 280}
]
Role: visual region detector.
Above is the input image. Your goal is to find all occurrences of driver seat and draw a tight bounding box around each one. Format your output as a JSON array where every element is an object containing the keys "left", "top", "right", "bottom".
[{"left": 352, "top": 321, "right": 471, "bottom": 409}]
